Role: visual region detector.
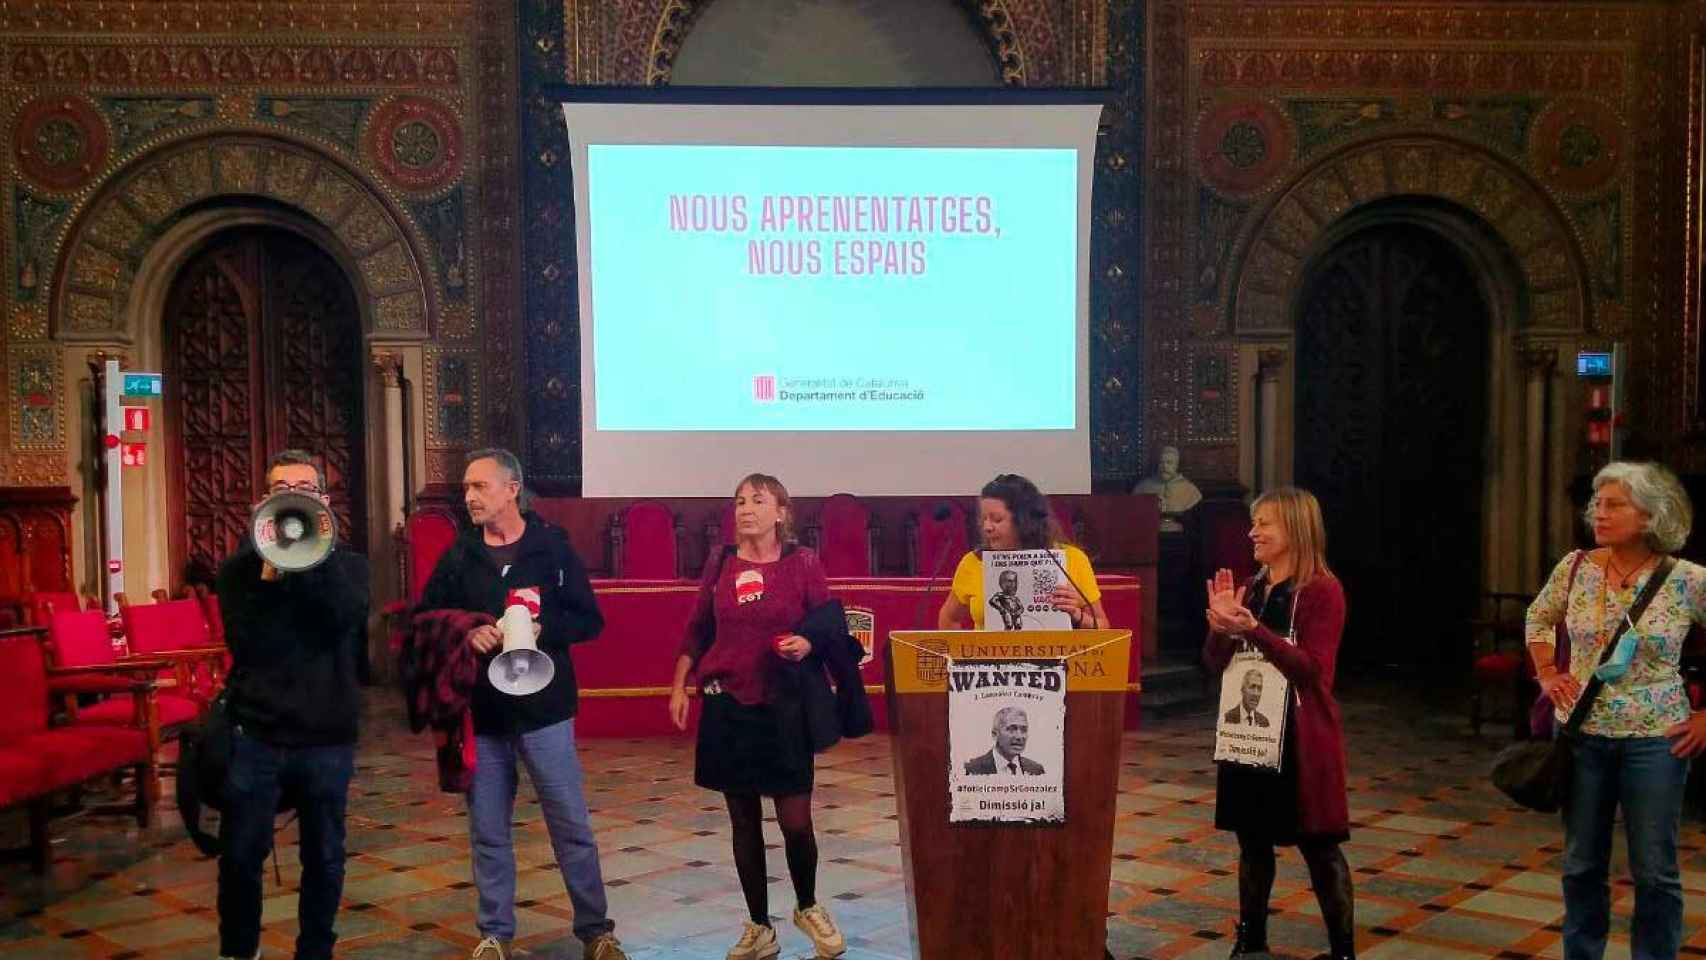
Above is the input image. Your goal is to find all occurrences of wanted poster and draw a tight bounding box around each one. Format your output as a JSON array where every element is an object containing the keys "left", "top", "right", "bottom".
[
  {"left": 1212, "top": 644, "right": 1290, "bottom": 771},
  {"left": 948, "top": 659, "right": 1066, "bottom": 824},
  {"left": 981, "top": 549, "right": 1072, "bottom": 631}
]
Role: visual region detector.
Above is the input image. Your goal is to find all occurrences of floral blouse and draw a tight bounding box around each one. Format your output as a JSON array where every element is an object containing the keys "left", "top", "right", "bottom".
[{"left": 1525, "top": 550, "right": 1704, "bottom": 737}]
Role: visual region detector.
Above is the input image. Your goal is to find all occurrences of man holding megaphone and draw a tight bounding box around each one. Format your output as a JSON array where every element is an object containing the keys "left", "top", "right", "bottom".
[
  {"left": 214, "top": 450, "right": 369, "bottom": 960},
  {"left": 418, "top": 448, "right": 629, "bottom": 960}
]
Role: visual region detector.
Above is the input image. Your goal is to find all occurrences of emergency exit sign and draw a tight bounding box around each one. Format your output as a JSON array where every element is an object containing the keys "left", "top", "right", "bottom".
[{"left": 121, "top": 372, "right": 163, "bottom": 397}]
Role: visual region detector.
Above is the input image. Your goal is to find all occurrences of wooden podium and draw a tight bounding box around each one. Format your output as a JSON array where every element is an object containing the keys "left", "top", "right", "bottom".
[{"left": 885, "top": 629, "right": 1132, "bottom": 959}]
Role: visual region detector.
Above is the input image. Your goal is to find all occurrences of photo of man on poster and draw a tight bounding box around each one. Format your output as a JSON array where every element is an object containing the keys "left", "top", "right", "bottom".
[
  {"left": 1222, "top": 668, "right": 1271, "bottom": 727},
  {"left": 963, "top": 706, "right": 1045, "bottom": 775}
]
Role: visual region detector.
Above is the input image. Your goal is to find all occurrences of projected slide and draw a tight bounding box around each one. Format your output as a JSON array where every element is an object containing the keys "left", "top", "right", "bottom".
[{"left": 585, "top": 144, "right": 1077, "bottom": 432}]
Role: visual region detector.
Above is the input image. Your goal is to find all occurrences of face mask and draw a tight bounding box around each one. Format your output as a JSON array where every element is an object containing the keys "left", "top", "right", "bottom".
[{"left": 1594, "top": 611, "right": 1640, "bottom": 682}]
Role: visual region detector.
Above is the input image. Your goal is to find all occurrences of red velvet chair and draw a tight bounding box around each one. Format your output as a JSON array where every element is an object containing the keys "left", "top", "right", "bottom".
[
  {"left": 45, "top": 609, "right": 203, "bottom": 738},
  {"left": 24, "top": 590, "right": 86, "bottom": 626},
  {"left": 908, "top": 501, "right": 970, "bottom": 576},
  {"left": 118, "top": 596, "right": 227, "bottom": 706},
  {"left": 1469, "top": 592, "right": 1532, "bottom": 737},
  {"left": 610, "top": 500, "right": 683, "bottom": 579},
  {"left": 0, "top": 630, "right": 155, "bottom": 872},
  {"left": 811, "top": 494, "right": 877, "bottom": 577},
  {"left": 384, "top": 506, "right": 461, "bottom": 652},
  {"left": 397, "top": 506, "right": 460, "bottom": 606}
]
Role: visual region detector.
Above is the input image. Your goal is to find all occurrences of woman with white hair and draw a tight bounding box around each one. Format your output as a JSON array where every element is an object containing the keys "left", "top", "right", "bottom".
[{"left": 1526, "top": 461, "right": 1706, "bottom": 960}]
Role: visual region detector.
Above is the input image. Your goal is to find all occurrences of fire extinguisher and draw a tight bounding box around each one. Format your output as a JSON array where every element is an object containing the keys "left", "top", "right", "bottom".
[{"left": 1585, "top": 381, "right": 1612, "bottom": 448}]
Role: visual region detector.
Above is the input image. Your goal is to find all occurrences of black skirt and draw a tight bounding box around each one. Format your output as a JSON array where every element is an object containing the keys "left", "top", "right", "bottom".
[
  {"left": 1214, "top": 706, "right": 1348, "bottom": 846},
  {"left": 695, "top": 693, "right": 814, "bottom": 797},
  {"left": 1215, "top": 716, "right": 1304, "bottom": 845}
]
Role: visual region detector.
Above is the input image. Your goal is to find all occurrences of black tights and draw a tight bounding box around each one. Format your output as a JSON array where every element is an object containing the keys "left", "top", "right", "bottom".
[
  {"left": 1237, "top": 832, "right": 1356, "bottom": 955},
  {"left": 727, "top": 792, "right": 818, "bottom": 926}
]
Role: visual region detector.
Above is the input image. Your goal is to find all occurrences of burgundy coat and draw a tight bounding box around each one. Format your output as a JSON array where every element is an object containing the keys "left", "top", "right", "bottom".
[
  {"left": 1204, "top": 573, "right": 1349, "bottom": 837},
  {"left": 399, "top": 608, "right": 491, "bottom": 793}
]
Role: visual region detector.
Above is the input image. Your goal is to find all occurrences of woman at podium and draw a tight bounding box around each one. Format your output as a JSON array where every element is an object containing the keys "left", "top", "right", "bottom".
[
  {"left": 1204, "top": 487, "right": 1354, "bottom": 960},
  {"left": 935, "top": 473, "right": 1109, "bottom": 629},
  {"left": 666, "top": 473, "right": 850, "bottom": 960}
]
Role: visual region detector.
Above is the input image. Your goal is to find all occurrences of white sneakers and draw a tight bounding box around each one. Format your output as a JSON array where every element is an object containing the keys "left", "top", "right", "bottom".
[
  {"left": 726, "top": 920, "right": 780, "bottom": 960},
  {"left": 469, "top": 936, "right": 510, "bottom": 959},
  {"left": 726, "top": 905, "right": 846, "bottom": 959},
  {"left": 793, "top": 904, "right": 847, "bottom": 958}
]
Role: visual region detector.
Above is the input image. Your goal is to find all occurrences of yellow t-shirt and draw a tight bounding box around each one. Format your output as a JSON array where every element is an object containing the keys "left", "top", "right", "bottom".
[{"left": 948, "top": 545, "right": 1101, "bottom": 629}]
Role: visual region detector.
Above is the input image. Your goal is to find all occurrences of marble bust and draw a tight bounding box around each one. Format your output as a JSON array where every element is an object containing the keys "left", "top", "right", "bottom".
[{"left": 1133, "top": 446, "right": 1202, "bottom": 531}]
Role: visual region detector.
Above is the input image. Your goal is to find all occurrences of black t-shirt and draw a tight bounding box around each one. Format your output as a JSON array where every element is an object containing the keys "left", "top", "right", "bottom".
[{"left": 486, "top": 539, "right": 520, "bottom": 577}]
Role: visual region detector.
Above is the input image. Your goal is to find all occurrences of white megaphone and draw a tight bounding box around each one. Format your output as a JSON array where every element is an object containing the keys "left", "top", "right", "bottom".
[
  {"left": 489, "top": 604, "right": 553, "bottom": 696},
  {"left": 251, "top": 491, "right": 337, "bottom": 572}
]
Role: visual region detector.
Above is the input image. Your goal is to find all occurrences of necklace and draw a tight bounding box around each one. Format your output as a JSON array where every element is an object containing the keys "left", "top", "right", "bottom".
[
  {"left": 1594, "top": 552, "right": 1650, "bottom": 649},
  {"left": 1604, "top": 552, "right": 1653, "bottom": 589}
]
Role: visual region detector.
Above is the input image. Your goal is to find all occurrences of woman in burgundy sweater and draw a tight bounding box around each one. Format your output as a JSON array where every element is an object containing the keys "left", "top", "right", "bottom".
[
  {"left": 668, "top": 474, "right": 845, "bottom": 960},
  {"left": 1204, "top": 487, "right": 1354, "bottom": 960}
]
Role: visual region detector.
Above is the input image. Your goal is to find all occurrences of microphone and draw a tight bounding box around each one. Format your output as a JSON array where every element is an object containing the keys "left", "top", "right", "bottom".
[{"left": 912, "top": 503, "right": 958, "bottom": 629}]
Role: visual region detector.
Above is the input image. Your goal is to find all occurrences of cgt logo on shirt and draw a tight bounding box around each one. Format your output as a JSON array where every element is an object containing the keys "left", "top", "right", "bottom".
[
  {"left": 505, "top": 586, "right": 541, "bottom": 619},
  {"left": 735, "top": 568, "right": 765, "bottom": 605}
]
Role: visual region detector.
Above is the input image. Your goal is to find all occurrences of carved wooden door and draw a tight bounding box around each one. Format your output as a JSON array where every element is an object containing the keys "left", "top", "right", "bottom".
[
  {"left": 164, "top": 228, "right": 366, "bottom": 588},
  {"left": 1295, "top": 223, "right": 1488, "bottom": 671}
]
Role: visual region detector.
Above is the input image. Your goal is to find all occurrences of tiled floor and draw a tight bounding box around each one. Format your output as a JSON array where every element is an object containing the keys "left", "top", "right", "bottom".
[{"left": 3, "top": 681, "right": 1704, "bottom": 959}]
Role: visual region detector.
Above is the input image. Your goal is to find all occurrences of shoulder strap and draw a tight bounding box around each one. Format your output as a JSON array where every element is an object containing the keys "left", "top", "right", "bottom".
[
  {"left": 1554, "top": 550, "right": 1588, "bottom": 669},
  {"left": 1563, "top": 556, "right": 1676, "bottom": 735}
]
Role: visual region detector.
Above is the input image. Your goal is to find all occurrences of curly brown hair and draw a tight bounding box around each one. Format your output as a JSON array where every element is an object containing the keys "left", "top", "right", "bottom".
[{"left": 978, "top": 473, "right": 1063, "bottom": 551}]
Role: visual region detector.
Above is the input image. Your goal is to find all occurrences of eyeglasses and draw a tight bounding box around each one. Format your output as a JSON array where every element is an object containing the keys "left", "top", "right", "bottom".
[{"left": 269, "top": 480, "right": 324, "bottom": 495}]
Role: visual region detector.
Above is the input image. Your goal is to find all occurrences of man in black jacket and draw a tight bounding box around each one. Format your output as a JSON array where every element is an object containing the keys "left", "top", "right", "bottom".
[
  {"left": 419, "top": 448, "right": 627, "bottom": 960},
  {"left": 215, "top": 450, "right": 369, "bottom": 960}
]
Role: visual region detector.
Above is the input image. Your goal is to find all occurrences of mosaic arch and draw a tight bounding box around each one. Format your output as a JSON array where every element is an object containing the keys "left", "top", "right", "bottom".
[
  {"left": 530, "top": 0, "right": 1133, "bottom": 489},
  {"left": 1228, "top": 135, "right": 1593, "bottom": 335},
  {"left": 48, "top": 133, "right": 438, "bottom": 341},
  {"left": 631, "top": 0, "right": 1055, "bottom": 85}
]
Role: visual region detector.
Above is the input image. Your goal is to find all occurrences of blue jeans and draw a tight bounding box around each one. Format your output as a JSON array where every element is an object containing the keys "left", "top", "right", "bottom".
[
  {"left": 1561, "top": 734, "right": 1691, "bottom": 960},
  {"left": 217, "top": 732, "right": 355, "bottom": 960},
  {"left": 468, "top": 718, "right": 614, "bottom": 942}
]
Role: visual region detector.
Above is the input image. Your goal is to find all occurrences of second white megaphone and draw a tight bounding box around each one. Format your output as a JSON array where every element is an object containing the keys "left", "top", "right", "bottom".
[{"left": 489, "top": 604, "right": 554, "bottom": 697}]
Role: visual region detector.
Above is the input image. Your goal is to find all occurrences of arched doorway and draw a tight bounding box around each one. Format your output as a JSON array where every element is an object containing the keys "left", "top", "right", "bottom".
[
  {"left": 163, "top": 227, "right": 367, "bottom": 586},
  {"left": 1294, "top": 221, "right": 1489, "bottom": 673}
]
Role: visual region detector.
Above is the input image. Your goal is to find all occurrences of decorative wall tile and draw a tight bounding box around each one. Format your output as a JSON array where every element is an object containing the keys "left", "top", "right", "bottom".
[
  {"left": 13, "top": 188, "right": 70, "bottom": 303},
  {"left": 102, "top": 97, "right": 214, "bottom": 153},
  {"left": 11, "top": 347, "right": 62, "bottom": 448},
  {"left": 408, "top": 188, "right": 468, "bottom": 302},
  {"left": 258, "top": 97, "right": 370, "bottom": 152}
]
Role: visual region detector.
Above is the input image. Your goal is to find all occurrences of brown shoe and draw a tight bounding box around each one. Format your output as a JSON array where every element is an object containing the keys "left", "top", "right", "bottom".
[
  {"left": 585, "top": 932, "right": 629, "bottom": 960},
  {"left": 793, "top": 904, "right": 846, "bottom": 957}
]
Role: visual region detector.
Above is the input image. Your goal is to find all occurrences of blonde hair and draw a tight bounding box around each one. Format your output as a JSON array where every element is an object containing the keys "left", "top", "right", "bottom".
[
  {"left": 1250, "top": 486, "right": 1331, "bottom": 586},
  {"left": 734, "top": 473, "right": 795, "bottom": 542}
]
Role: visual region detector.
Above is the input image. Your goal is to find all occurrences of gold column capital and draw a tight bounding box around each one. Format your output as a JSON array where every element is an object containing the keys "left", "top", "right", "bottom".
[
  {"left": 1256, "top": 347, "right": 1287, "bottom": 380},
  {"left": 372, "top": 351, "right": 404, "bottom": 387}
]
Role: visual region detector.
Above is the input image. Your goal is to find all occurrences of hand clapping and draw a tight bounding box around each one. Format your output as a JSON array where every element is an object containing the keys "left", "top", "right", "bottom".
[{"left": 1204, "top": 567, "right": 1256, "bottom": 635}]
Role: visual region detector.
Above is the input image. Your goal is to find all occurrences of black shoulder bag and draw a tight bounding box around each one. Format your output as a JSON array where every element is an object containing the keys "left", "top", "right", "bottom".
[
  {"left": 176, "top": 688, "right": 236, "bottom": 856},
  {"left": 1491, "top": 556, "right": 1674, "bottom": 813}
]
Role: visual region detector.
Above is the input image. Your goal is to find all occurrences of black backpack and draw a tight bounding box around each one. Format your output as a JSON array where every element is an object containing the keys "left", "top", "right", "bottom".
[{"left": 175, "top": 689, "right": 297, "bottom": 857}]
